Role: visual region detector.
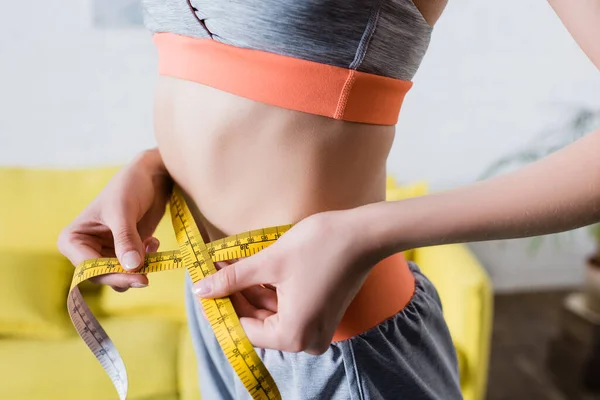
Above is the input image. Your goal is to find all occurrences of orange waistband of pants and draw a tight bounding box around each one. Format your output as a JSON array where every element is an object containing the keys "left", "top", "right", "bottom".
[
  {"left": 332, "top": 252, "right": 415, "bottom": 342},
  {"left": 154, "top": 33, "right": 413, "bottom": 126}
]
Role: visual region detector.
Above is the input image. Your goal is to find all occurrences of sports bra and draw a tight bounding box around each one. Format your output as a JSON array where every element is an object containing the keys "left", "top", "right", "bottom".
[{"left": 142, "top": 0, "right": 432, "bottom": 125}]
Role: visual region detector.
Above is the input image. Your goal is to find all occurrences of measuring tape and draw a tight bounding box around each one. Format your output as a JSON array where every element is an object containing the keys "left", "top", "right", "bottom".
[{"left": 68, "top": 186, "right": 291, "bottom": 400}]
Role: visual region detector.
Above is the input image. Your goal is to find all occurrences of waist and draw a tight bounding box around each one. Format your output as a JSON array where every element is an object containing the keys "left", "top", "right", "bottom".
[
  {"left": 333, "top": 252, "right": 414, "bottom": 342},
  {"left": 154, "top": 76, "right": 411, "bottom": 341},
  {"left": 154, "top": 76, "right": 396, "bottom": 234}
]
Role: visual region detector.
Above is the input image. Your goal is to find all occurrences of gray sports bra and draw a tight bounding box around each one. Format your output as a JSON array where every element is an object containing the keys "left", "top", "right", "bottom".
[{"left": 142, "top": 0, "right": 432, "bottom": 125}]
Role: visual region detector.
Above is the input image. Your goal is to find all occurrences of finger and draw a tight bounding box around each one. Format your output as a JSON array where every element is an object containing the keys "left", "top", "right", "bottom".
[
  {"left": 228, "top": 292, "right": 274, "bottom": 320},
  {"left": 108, "top": 219, "right": 146, "bottom": 272},
  {"left": 58, "top": 230, "right": 102, "bottom": 268},
  {"left": 193, "top": 256, "right": 271, "bottom": 299},
  {"left": 214, "top": 260, "right": 236, "bottom": 270},
  {"left": 241, "top": 285, "right": 278, "bottom": 313},
  {"left": 144, "top": 237, "right": 160, "bottom": 253},
  {"left": 228, "top": 292, "right": 247, "bottom": 315},
  {"left": 243, "top": 315, "right": 329, "bottom": 354},
  {"left": 99, "top": 247, "right": 117, "bottom": 258},
  {"left": 240, "top": 314, "right": 282, "bottom": 350},
  {"left": 90, "top": 272, "right": 149, "bottom": 291},
  {"left": 61, "top": 238, "right": 148, "bottom": 290}
]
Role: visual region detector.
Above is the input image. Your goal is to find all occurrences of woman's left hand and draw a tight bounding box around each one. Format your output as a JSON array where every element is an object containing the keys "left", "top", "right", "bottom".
[{"left": 193, "top": 208, "right": 380, "bottom": 355}]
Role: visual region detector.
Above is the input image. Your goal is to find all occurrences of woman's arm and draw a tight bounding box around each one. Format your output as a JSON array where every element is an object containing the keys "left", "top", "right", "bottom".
[
  {"left": 547, "top": 0, "right": 600, "bottom": 69},
  {"left": 360, "top": 127, "right": 600, "bottom": 256},
  {"left": 360, "top": 0, "right": 600, "bottom": 256},
  {"left": 193, "top": 125, "right": 600, "bottom": 354}
]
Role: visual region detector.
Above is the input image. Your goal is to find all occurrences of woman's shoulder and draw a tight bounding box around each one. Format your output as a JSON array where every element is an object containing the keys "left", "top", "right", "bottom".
[{"left": 411, "top": 0, "right": 449, "bottom": 27}]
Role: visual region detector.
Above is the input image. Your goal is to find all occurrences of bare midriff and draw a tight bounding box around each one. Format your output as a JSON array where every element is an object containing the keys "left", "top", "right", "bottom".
[{"left": 154, "top": 76, "right": 415, "bottom": 341}]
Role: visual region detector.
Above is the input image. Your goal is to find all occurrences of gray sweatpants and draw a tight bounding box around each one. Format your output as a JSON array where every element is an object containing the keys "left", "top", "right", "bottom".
[{"left": 185, "top": 262, "right": 463, "bottom": 399}]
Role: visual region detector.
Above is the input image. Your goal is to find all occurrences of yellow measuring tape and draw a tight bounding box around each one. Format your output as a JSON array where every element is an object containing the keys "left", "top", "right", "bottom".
[{"left": 68, "top": 186, "right": 291, "bottom": 400}]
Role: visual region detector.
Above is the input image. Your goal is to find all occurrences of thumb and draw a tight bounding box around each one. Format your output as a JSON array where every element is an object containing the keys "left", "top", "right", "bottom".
[
  {"left": 193, "top": 257, "right": 266, "bottom": 298},
  {"left": 110, "top": 221, "right": 146, "bottom": 271}
]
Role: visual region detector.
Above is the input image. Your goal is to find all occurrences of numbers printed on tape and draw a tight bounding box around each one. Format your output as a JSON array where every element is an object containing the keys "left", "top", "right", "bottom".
[{"left": 68, "top": 186, "right": 290, "bottom": 400}]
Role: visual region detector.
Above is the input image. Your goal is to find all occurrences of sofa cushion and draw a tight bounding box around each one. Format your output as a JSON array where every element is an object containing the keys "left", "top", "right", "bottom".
[
  {"left": 100, "top": 267, "right": 188, "bottom": 323},
  {"left": 0, "top": 167, "right": 121, "bottom": 337},
  {"left": 0, "top": 251, "right": 73, "bottom": 339},
  {"left": 385, "top": 179, "right": 428, "bottom": 200},
  {"left": 0, "top": 317, "right": 181, "bottom": 400},
  {"left": 178, "top": 326, "right": 202, "bottom": 400},
  {"left": 0, "top": 167, "right": 120, "bottom": 252}
]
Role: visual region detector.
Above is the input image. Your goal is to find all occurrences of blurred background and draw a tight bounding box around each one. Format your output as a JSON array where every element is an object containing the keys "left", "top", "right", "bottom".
[{"left": 1, "top": 1, "right": 600, "bottom": 399}]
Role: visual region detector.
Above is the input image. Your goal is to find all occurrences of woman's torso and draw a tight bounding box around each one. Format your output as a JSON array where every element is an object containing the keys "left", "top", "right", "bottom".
[
  {"left": 150, "top": 0, "right": 446, "bottom": 342},
  {"left": 148, "top": 0, "right": 444, "bottom": 238},
  {"left": 155, "top": 78, "right": 394, "bottom": 238}
]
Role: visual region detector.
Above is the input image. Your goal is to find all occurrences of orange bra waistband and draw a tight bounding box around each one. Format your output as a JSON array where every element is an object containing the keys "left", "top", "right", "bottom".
[
  {"left": 332, "top": 252, "right": 415, "bottom": 342},
  {"left": 153, "top": 33, "right": 412, "bottom": 126}
]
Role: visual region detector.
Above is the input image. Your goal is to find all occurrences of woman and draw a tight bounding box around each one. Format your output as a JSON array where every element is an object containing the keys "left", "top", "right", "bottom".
[{"left": 59, "top": 1, "right": 600, "bottom": 399}]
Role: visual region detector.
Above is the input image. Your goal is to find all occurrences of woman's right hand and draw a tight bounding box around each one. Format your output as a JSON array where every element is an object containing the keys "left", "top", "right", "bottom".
[{"left": 58, "top": 148, "right": 173, "bottom": 292}]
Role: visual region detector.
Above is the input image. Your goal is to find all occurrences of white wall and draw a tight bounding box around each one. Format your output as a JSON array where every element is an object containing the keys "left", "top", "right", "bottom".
[
  {"left": 1, "top": 0, "right": 599, "bottom": 291},
  {"left": 394, "top": 0, "right": 600, "bottom": 187},
  {"left": 0, "top": 0, "right": 157, "bottom": 167}
]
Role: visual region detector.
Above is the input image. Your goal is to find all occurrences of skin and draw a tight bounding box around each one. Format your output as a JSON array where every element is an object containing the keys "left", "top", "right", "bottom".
[
  {"left": 59, "top": 150, "right": 171, "bottom": 290},
  {"left": 59, "top": 0, "right": 600, "bottom": 355}
]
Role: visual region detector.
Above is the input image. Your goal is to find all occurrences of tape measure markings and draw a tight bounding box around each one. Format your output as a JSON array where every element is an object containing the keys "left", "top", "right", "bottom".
[
  {"left": 68, "top": 288, "right": 127, "bottom": 399},
  {"left": 69, "top": 189, "right": 291, "bottom": 399},
  {"left": 169, "top": 188, "right": 279, "bottom": 399}
]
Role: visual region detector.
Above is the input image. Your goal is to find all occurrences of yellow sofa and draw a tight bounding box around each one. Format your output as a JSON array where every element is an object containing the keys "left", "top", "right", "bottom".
[{"left": 0, "top": 168, "right": 492, "bottom": 400}]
